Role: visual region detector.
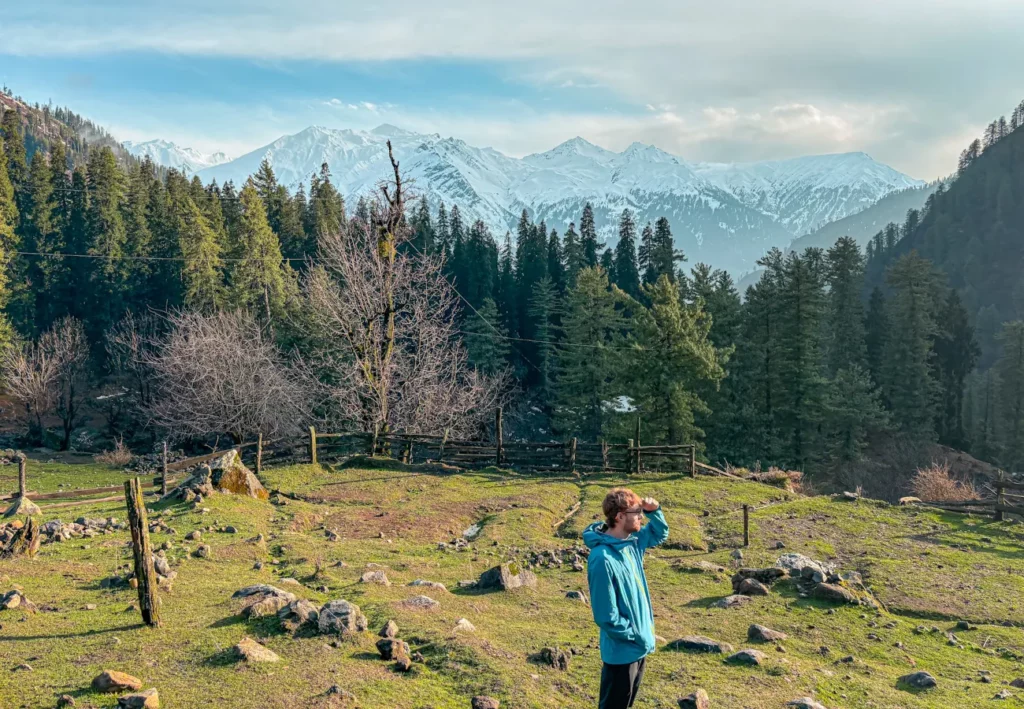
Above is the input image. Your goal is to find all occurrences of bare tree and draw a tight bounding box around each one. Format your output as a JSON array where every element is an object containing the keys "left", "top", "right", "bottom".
[
  {"left": 304, "top": 142, "right": 507, "bottom": 437},
  {"left": 143, "top": 309, "right": 312, "bottom": 442},
  {"left": 1, "top": 339, "right": 58, "bottom": 444},
  {"left": 106, "top": 310, "right": 165, "bottom": 408},
  {"left": 46, "top": 317, "right": 91, "bottom": 450}
]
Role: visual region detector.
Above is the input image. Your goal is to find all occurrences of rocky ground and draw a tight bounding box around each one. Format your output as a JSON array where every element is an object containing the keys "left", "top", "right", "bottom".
[{"left": 1, "top": 456, "right": 1023, "bottom": 708}]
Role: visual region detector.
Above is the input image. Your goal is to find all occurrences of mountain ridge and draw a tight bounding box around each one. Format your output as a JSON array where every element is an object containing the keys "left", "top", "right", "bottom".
[{"left": 187, "top": 124, "right": 923, "bottom": 274}]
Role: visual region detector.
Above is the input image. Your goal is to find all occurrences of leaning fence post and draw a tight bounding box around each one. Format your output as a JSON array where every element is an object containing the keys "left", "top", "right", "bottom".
[
  {"left": 627, "top": 439, "right": 635, "bottom": 475},
  {"left": 743, "top": 504, "right": 750, "bottom": 547},
  {"left": 569, "top": 437, "right": 578, "bottom": 475},
  {"left": 996, "top": 470, "right": 1005, "bottom": 522},
  {"left": 370, "top": 424, "right": 380, "bottom": 458},
  {"left": 634, "top": 417, "right": 642, "bottom": 473},
  {"left": 124, "top": 477, "right": 160, "bottom": 627},
  {"left": 601, "top": 439, "right": 609, "bottom": 471},
  {"left": 309, "top": 426, "right": 318, "bottom": 465},
  {"left": 161, "top": 441, "right": 168, "bottom": 496},
  {"left": 18, "top": 454, "right": 27, "bottom": 498},
  {"left": 256, "top": 433, "right": 263, "bottom": 476},
  {"left": 689, "top": 445, "right": 696, "bottom": 478},
  {"left": 495, "top": 407, "right": 504, "bottom": 466},
  {"left": 439, "top": 427, "right": 449, "bottom": 463},
  {"left": 403, "top": 438, "right": 414, "bottom": 464}
]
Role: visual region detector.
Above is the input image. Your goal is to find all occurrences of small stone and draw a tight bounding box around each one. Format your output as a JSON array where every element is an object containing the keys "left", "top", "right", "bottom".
[
  {"left": 454, "top": 617, "right": 476, "bottom": 633},
  {"left": 402, "top": 594, "right": 439, "bottom": 610},
  {"left": 194, "top": 544, "right": 212, "bottom": 559},
  {"left": 748, "top": 624, "right": 787, "bottom": 642},
  {"left": 730, "top": 549, "right": 744, "bottom": 560},
  {"left": 318, "top": 599, "right": 368, "bottom": 635},
  {"left": 471, "top": 697, "right": 500, "bottom": 709},
  {"left": 677, "top": 689, "right": 709, "bottom": 709},
  {"left": 277, "top": 599, "right": 320, "bottom": 632},
  {"left": 565, "top": 590, "right": 588, "bottom": 604},
  {"left": 1010, "top": 679, "right": 1024, "bottom": 688},
  {"left": 92, "top": 670, "right": 143, "bottom": 693},
  {"left": 360, "top": 570, "right": 390, "bottom": 586},
  {"left": 185, "top": 531, "right": 201, "bottom": 541},
  {"left": 726, "top": 649, "right": 766, "bottom": 666},
  {"left": 994, "top": 690, "right": 1013, "bottom": 700},
  {"left": 540, "top": 646, "right": 571, "bottom": 670},
  {"left": 898, "top": 671, "right": 937, "bottom": 690},
  {"left": 233, "top": 636, "right": 279, "bottom": 663},
  {"left": 12, "top": 663, "right": 32, "bottom": 672},
  {"left": 955, "top": 620, "right": 974, "bottom": 631},
  {"left": 84, "top": 604, "right": 97, "bottom": 611},
  {"left": 57, "top": 695, "right": 76, "bottom": 707},
  {"left": 713, "top": 594, "right": 752, "bottom": 609},
  {"left": 376, "top": 637, "right": 411, "bottom": 661},
  {"left": 379, "top": 619, "right": 399, "bottom": 638},
  {"left": 737, "top": 578, "right": 770, "bottom": 596},
  {"left": 223, "top": 525, "right": 237, "bottom": 534},
  {"left": 667, "top": 636, "right": 733, "bottom": 654},
  {"left": 116, "top": 689, "right": 159, "bottom": 708}
]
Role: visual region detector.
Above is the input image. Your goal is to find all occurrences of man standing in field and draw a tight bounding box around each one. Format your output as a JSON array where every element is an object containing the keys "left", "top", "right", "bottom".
[{"left": 583, "top": 488, "right": 669, "bottom": 709}]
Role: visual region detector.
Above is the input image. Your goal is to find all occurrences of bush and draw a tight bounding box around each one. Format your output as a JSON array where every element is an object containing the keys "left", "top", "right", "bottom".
[
  {"left": 910, "top": 461, "right": 980, "bottom": 502},
  {"left": 94, "top": 438, "right": 134, "bottom": 466}
]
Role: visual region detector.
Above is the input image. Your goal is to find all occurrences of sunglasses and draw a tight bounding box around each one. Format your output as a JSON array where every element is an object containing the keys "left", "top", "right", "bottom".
[{"left": 621, "top": 508, "right": 644, "bottom": 517}]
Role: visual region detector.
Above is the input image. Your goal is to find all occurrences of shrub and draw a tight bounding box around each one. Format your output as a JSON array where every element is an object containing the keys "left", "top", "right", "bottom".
[
  {"left": 94, "top": 438, "right": 134, "bottom": 466},
  {"left": 910, "top": 461, "right": 980, "bottom": 502}
]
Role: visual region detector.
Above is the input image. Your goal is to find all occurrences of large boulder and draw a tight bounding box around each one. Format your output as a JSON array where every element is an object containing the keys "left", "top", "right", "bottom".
[
  {"left": 318, "top": 600, "right": 368, "bottom": 636},
  {"left": 748, "top": 624, "right": 787, "bottom": 642},
  {"left": 3, "top": 496, "right": 41, "bottom": 518},
  {"left": 233, "top": 636, "right": 280, "bottom": 663},
  {"left": 667, "top": 636, "right": 733, "bottom": 654},
  {"left": 278, "top": 599, "right": 320, "bottom": 632},
  {"left": 117, "top": 689, "right": 159, "bottom": 709},
  {"left": 208, "top": 450, "right": 268, "bottom": 499},
  {"left": 92, "top": 670, "right": 143, "bottom": 693},
  {"left": 898, "top": 671, "right": 938, "bottom": 690},
  {"left": 231, "top": 585, "right": 297, "bottom": 618},
  {"left": 731, "top": 567, "right": 787, "bottom": 591},
  {"left": 678, "top": 689, "right": 710, "bottom": 709},
  {"left": 477, "top": 562, "right": 537, "bottom": 591}
]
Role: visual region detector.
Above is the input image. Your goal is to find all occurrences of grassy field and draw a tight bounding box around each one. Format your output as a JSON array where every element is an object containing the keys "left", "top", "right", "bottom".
[{"left": 1, "top": 455, "right": 1023, "bottom": 708}]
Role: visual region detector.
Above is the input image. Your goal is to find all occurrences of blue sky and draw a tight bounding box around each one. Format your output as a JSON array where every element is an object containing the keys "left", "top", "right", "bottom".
[{"left": 4, "top": 0, "right": 1024, "bottom": 178}]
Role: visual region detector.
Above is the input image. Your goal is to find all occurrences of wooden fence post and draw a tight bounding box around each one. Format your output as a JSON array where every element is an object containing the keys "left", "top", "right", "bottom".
[
  {"left": 996, "top": 471, "right": 1005, "bottom": 522},
  {"left": 256, "top": 433, "right": 263, "bottom": 476},
  {"left": 403, "top": 438, "right": 414, "bottom": 464},
  {"left": 569, "top": 437, "right": 578, "bottom": 475},
  {"left": 601, "top": 440, "right": 609, "bottom": 471},
  {"left": 627, "top": 439, "right": 634, "bottom": 475},
  {"left": 161, "top": 441, "right": 168, "bottom": 496},
  {"left": 495, "top": 407, "right": 504, "bottom": 466},
  {"left": 124, "top": 477, "right": 160, "bottom": 627},
  {"left": 439, "top": 428, "right": 449, "bottom": 463},
  {"left": 689, "top": 445, "right": 696, "bottom": 478},
  {"left": 743, "top": 504, "right": 750, "bottom": 547},
  {"left": 309, "top": 426, "right": 318, "bottom": 465},
  {"left": 635, "top": 417, "right": 641, "bottom": 474},
  {"left": 18, "top": 455, "right": 27, "bottom": 498},
  {"left": 370, "top": 424, "right": 379, "bottom": 458}
]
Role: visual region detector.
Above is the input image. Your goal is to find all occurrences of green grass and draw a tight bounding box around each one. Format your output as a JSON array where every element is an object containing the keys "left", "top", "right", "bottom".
[{"left": 2, "top": 457, "right": 1024, "bottom": 708}]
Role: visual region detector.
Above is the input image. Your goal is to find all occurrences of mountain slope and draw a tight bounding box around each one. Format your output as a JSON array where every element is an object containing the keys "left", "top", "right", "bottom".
[
  {"left": 198, "top": 125, "right": 923, "bottom": 274},
  {"left": 123, "top": 139, "right": 229, "bottom": 173}
]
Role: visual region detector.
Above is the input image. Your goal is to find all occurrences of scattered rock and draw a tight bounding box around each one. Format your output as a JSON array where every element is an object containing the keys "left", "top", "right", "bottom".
[
  {"left": 726, "top": 649, "right": 766, "bottom": 666},
  {"left": 325, "top": 685, "right": 356, "bottom": 701},
  {"left": 402, "top": 595, "right": 440, "bottom": 610},
  {"left": 12, "top": 663, "right": 32, "bottom": 671},
  {"left": 376, "top": 637, "right": 411, "bottom": 661},
  {"left": 233, "top": 636, "right": 280, "bottom": 663},
  {"left": 92, "top": 670, "right": 143, "bottom": 693},
  {"left": 955, "top": 620, "right": 975, "bottom": 631},
  {"left": 837, "top": 491, "right": 860, "bottom": 502},
  {"left": 677, "top": 561, "right": 725, "bottom": 574},
  {"left": 899, "top": 496, "right": 922, "bottom": 505},
  {"left": 278, "top": 599, "right": 320, "bottom": 632},
  {"left": 812, "top": 583, "right": 859, "bottom": 605},
  {"left": 713, "top": 595, "right": 752, "bottom": 609},
  {"left": 222, "top": 525, "right": 237, "bottom": 534},
  {"left": 748, "top": 624, "right": 787, "bottom": 642},
  {"left": 207, "top": 450, "right": 268, "bottom": 499},
  {"left": 477, "top": 562, "right": 537, "bottom": 590},
  {"left": 737, "top": 578, "right": 770, "bottom": 596},
  {"left": 677, "top": 689, "right": 710, "bottom": 709},
  {"left": 471, "top": 697, "right": 500, "bottom": 709},
  {"left": 185, "top": 530, "right": 201, "bottom": 541},
  {"left": 153, "top": 555, "right": 171, "bottom": 577},
  {"left": 194, "top": 544, "right": 212, "bottom": 559},
  {"left": 1010, "top": 679, "right": 1024, "bottom": 688},
  {"left": 454, "top": 617, "right": 476, "bottom": 633},
  {"left": 786, "top": 699, "right": 828, "bottom": 709},
  {"left": 898, "top": 671, "right": 937, "bottom": 690},
  {"left": 731, "top": 567, "right": 787, "bottom": 590},
  {"left": 994, "top": 689, "right": 1013, "bottom": 700},
  {"left": 565, "top": 590, "right": 588, "bottom": 604},
  {"left": 318, "top": 599, "right": 368, "bottom": 636},
  {"left": 667, "top": 636, "right": 733, "bottom": 654},
  {"left": 57, "top": 695, "right": 76, "bottom": 707},
  {"left": 540, "top": 646, "right": 571, "bottom": 670},
  {"left": 117, "top": 689, "right": 159, "bottom": 708},
  {"left": 1, "top": 589, "right": 34, "bottom": 611},
  {"left": 730, "top": 549, "right": 744, "bottom": 560},
  {"left": 360, "top": 570, "right": 390, "bottom": 586}
]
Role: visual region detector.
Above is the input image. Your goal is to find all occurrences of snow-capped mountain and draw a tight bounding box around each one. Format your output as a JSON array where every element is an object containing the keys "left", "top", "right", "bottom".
[
  {"left": 123, "top": 139, "right": 230, "bottom": 173},
  {"left": 197, "top": 125, "right": 923, "bottom": 274}
]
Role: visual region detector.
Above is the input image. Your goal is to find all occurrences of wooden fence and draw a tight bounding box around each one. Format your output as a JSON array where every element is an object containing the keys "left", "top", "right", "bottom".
[{"left": 914, "top": 472, "right": 1024, "bottom": 520}]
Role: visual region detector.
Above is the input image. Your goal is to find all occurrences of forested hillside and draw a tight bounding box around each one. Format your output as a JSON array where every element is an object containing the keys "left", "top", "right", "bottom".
[{"left": 0, "top": 89, "right": 1022, "bottom": 499}]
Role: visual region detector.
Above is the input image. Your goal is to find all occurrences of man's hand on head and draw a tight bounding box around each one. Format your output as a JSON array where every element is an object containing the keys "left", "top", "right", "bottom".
[{"left": 641, "top": 497, "right": 659, "bottom": 512}]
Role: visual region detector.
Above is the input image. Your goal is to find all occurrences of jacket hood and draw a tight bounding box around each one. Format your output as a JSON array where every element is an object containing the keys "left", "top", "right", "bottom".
[{"left": 583, "top": 520, "right": 637, "bottom": 551}]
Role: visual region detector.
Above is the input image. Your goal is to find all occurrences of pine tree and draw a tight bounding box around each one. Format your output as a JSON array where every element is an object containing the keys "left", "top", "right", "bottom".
[
  {"left": 824, "top": 236, "right": 866, "bottom": 373},
  {"left": 599, "top": 248, "right": 615, "bottom": 279},
  {"left": 547, "top": 228, "right": 564, "bottom": 292},
  {"left": 864, "top": 287, "right": 888, "bottom": 389},
  {"left": 996, "top": 321, "right": 1024, "bottom": 470},
  {"left": 0, "top": 135, "right": 18, "bottom": 349},
  {"left": 463, "top": 297, "right": 509, "bottom": 376},
  {"left": 308, "top": 162, "right": 346, "bottom": 247},
  {"left": 822, "top": 365, "right": 890, "bottom": 465},
  {"left": 496, "top": 231, "right": 518, "bottom": 351},
  {"left": 448, "top": 204, "right": 465, "bottom": 284},
  {"left": 0, "top": 110, "right": 27, "bottom": 208},
  {"left": 967, "top": 369, "right": 1001, "bottom": 462},
  {"left": 881, "top": 253, "right": 943, "bottom": 438},
  {"left": 11, "top": 151, "right": 57, "bottom": 333},
  {"left": 528, "top": 276, "right": 558, "bottom": 407},
  {"left": 175, "top": 192, "right": 225, "bottom": 312},
  {"left": 554, "top": 267, "right": 626, "bottom": 439},
  {"left": 435, "top": 201, "right": 450, "bottom": 260},
  {"left": 460, "top": 220, "right": 498, "bottom": 311},
  {"left": 639, "top": 221, "right": 656, "bottom": 284},
  {"left": 409, "top": 196, "right": 434, "bottom": 255},
  {"left": 231, "top": 182, "right": 295, "bottom": 328},
  {"left": 562, "top": 221, "right": 583, "bottom": 287},
  {"left": 613, "top": 209, "right": 641, "bottom": 298},
  {"left": 85, "top": 147, "right": 129, "bottom": 336},
  {"left": 579, "top": 203, "right": 599, "bottom": 267},
  {"left": 122, "top": 161, "right": 154, "bottom": 307},
  {"left": 632, "top": 275, "right": 724, "bottom": 446},
  {"left": 932, "top": 290, "right": 980, "bottom": 448}
]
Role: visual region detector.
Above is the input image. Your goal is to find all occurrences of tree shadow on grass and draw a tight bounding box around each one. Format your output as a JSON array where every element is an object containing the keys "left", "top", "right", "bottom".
[{"left": 0, "top": 622, "right": 144, "bottom": 641}]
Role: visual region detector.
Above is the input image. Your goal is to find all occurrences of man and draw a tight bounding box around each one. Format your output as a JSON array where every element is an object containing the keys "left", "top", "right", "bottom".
[{"left": 583, "top": 488, "right": 669, "bottom": 709}]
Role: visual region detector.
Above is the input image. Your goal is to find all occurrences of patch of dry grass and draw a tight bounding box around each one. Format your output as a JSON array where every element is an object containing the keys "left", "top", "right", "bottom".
[
  {"left": 910, "top": 461, "right": 981, "bottom": 502},
  {"left": 93, "top": 438, "right": 134, "bottom": 466}
]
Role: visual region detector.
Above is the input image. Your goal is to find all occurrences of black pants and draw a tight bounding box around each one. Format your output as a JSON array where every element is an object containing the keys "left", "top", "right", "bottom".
[{"left": 598, "top": 656, "right": 646, "bottom": 709}]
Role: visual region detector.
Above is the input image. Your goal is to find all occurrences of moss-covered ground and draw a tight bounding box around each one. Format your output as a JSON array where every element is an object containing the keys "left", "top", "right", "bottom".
[{"left": 2, "top": 456, "right": 1023, "bottom": 708}]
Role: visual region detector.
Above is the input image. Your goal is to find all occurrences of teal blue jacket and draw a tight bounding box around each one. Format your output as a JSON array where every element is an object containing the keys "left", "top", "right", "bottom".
[{"left": 583, "top": 508, "right": 669, "bottom": 664}]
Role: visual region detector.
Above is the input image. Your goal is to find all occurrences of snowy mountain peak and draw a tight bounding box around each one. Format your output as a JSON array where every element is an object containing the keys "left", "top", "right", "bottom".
[
  {"left": 197, "top": 123, "right": 923, "bottom": 275},
  {"left": 123, "top": 139, "right": 230, "bottom": 173}
]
